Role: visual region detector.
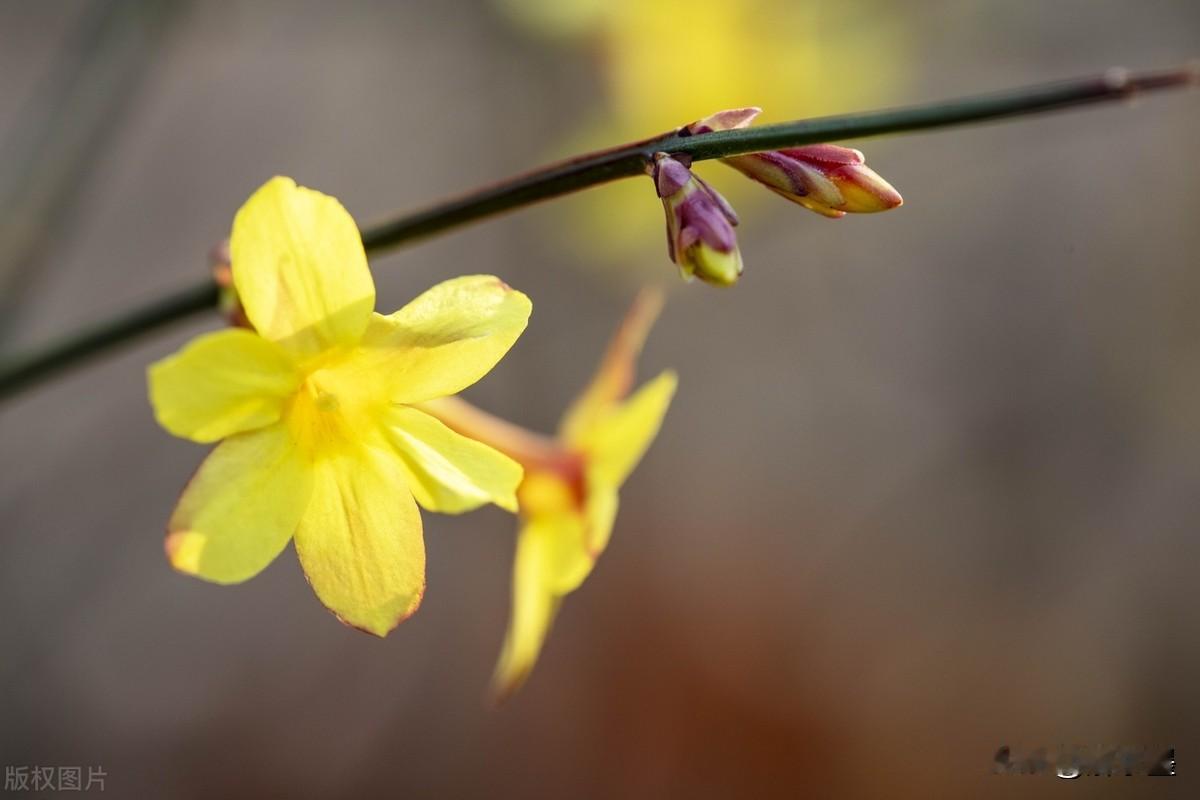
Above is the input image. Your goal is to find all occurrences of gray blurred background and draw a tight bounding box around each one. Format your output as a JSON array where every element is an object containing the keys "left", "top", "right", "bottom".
[{"left": 1, "top": 1, "right": 1198, "bottom": 797}]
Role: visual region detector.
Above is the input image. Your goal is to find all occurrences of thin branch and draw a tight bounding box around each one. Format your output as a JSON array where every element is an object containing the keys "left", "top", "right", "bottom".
[
  {"left": 0, "top": 282, "right": 217, "bottom": 398},
  {"left": 0, "top": 64, "right": 1195, "bottom": 402}
]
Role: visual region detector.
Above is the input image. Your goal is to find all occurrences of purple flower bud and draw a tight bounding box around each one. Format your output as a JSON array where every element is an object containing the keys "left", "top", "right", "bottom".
[{"left": 652, "top": 153, "right": 743, "bottom": 287}]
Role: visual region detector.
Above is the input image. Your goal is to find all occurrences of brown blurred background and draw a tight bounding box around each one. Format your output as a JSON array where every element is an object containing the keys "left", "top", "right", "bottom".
[{"left": 1, "top": 1, "right": 1198, "bottom": 797}]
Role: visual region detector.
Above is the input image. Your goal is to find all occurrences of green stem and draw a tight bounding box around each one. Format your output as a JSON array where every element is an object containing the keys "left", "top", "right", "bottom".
[{"left": 0, "top": 65, "right": 1195, "bottom": 402}]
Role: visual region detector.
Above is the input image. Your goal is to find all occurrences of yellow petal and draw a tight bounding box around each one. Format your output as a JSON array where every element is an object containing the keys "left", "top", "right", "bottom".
[
  {"left": 293, "top": 444, "right": 425, "bottom": 636},
  {"left": 513, "top": 474, "right": 593, "bottom": 591},
  {"left": 382, "top": 405, "right": 523, "bottom": 514},
  {"left": 166, "top": 423, "right": 311, "bottom": 584},
  {"left": 230, "top": 176, "right": 375, "bottom": 357},
  {"left": 148, "top": 328, "right": 298, "bottom": 443},
  {"left": 574, "top": 370, "right": 677, "bottom": 487},
  {"left": 559, "top": 288, "right": 662, "bottom": 442},
  {"left": 491, "top": 517, "right": 565, "bottom": 702},
  {"left": 583, "top": 481, "right": 619, "bottom": 558},
  {"left": 357, "top": 275, "right": 531, "bottom": 404}
]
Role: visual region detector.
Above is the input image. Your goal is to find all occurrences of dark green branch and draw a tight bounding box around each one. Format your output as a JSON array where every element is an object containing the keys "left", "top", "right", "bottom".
[
  {"left": 360, "top": 66, "right": 1195, "bottom": 249},
  {"left": 0, "top": 282, "right": 218, "bottom": 399},
  {"left": 1, "top": 64, "right": 1195, "bottom": 402}
]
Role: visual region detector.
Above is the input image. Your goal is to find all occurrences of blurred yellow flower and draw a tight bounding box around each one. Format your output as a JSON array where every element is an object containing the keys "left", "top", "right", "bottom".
[
  {"left": 148, "top": 176, "right": 531, "bottom": 636},
  {"left": 495, "top": 0, "right": 909, "bottom": 263},
  {"left": 422, "top": 290, "right": 675, "bottom": 698}
]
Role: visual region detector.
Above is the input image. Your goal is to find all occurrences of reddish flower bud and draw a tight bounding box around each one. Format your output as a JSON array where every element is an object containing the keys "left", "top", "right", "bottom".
[
  {"left": 686, "top": 107, "right": 762, "bottom": 135},
  {"left": 652, "top": 153, "right": 743, "bottom": 287},
  {"left": 687, "top": 108, "right": 903, "bottom": 218}
]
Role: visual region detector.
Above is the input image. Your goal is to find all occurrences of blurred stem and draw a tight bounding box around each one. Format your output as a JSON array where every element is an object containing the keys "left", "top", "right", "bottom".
[
  {"left": 0, "top": 0, "right": 182, "bottom": 342},
  {"left": 0, "top": 64, "right": 1196, "bottom": 402}
]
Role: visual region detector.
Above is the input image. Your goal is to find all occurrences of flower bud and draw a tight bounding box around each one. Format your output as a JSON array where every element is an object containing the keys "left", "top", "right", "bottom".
[
  {"left": 652, "top": 153, "right": 743, "bottom": 287},
  {"left": 686, "top": 107, "right": 762, "bottom": 135},
  {"left": 687, "top": 108, "right": 903, "bottom": 218},
  {"left": 209, "top": 239, "right": 252, "bottom": 329}
]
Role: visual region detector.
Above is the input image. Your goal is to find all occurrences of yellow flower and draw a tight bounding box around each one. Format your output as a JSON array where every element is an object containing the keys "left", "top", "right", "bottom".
[
  {"left": 422, "top": 290, "right": 675, "bottom": 698},
  {"left": 148, "top": 176, "right": 531, "bottom": 636}
]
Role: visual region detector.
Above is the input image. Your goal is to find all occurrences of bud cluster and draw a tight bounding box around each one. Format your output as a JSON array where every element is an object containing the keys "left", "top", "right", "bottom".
[{"left": 649, "top": 106, "right": 903, "bottom": 286}]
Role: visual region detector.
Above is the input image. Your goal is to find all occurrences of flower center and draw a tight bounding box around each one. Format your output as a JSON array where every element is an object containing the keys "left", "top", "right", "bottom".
[
  {"left": 313, "top": 389, "right": 340, "bottom": 413},
  {"left": 518, "top": 471, "right": 578, "bottom": 516},
  {"left": 286, "top": 352, "right": 389, "bottom": 458}
]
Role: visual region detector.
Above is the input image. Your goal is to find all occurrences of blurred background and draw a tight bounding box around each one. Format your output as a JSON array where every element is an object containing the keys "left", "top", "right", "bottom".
[{"left": 1, "top": 1, "right": 1198, "bottom": 797}]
